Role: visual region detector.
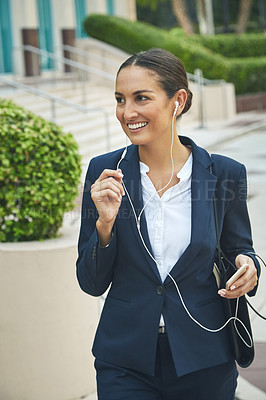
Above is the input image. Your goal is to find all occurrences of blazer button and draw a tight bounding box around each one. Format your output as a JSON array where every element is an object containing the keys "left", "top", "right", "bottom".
[
  {"left": 156, "top": 285, "right": 164, "bottom": 296},
  {"left": 92, "top": 246, "right": 97, "bottom": 260}
]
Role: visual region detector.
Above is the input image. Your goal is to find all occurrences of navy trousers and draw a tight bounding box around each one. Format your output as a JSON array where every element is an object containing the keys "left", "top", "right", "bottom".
[{"left": 95, "top": 333, "right": 238, "bottom": 400}]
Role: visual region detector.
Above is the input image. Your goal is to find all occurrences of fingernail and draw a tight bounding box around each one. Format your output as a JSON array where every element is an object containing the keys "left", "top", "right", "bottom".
[
  {"left": 230, "top": 285, "right": 236, "bottom": 291},
  {"left": 218, "top": 290, "right": 226, "bottom": 297},
  {"left": 118, "top": 173, "right": 123, "bottom": 178}
]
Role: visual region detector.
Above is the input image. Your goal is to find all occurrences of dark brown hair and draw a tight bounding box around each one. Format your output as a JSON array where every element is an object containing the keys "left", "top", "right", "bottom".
[{"left": 117, "top": 48, "right": 193, "bottom": 115}]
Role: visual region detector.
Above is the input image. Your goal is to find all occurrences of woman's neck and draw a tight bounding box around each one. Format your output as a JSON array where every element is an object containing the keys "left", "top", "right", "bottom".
[
  {"left": 138, "top": 135, "right": 190, "bottom": 173},
  {"left": 138, "top": 135, "right": 191, "bottom": 196}
]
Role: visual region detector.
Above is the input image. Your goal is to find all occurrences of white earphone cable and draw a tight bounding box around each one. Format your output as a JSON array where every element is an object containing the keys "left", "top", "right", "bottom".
[{"left": 116, "top": 103, "right": 253, "bottom": 348}]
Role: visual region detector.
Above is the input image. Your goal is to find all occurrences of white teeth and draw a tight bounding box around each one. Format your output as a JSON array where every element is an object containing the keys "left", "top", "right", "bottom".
[{"left": 128, "top": 122, "right": 148, "bottom": 130}]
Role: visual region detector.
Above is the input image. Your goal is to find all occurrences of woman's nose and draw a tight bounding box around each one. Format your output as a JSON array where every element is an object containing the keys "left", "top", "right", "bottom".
[{"left": 123, "top": 102, "right": 138, "bottom": 120}]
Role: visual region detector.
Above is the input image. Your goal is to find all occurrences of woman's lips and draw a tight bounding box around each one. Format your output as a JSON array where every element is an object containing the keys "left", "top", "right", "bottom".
[{"left": 127, "top": 122, "right": 148, "bottom": 131}]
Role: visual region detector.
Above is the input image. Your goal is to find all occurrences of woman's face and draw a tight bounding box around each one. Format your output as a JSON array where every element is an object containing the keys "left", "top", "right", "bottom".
[{"left": 115, "top": 66, "right": 176, "bottom": 147}]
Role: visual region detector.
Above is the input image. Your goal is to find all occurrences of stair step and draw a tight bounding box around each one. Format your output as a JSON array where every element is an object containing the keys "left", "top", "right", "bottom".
[
  {"left": 77, "top": 123, "right": 122, "bottom": 149},
  {"left": 2, "top": 78, "right": 124, "bottom": 168}
]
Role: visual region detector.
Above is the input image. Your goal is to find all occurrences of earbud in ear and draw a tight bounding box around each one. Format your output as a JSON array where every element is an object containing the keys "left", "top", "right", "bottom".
[{"left": 173, "top": 100, "right": 179, "bottom": 116}]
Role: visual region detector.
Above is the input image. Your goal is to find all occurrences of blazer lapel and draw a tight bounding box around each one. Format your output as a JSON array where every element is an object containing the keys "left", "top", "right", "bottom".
[
  {"left": 190, "top": 160, "right": 217, "bottom": 248},
  {"left": 118, "top": 138, "right": 218, "bottom": 284},
  {"left": 119, "top": 145, "right": 161, "bottom": 280},
  {"left": 164, "top": 138, "right": 217, "bottom": 284}
]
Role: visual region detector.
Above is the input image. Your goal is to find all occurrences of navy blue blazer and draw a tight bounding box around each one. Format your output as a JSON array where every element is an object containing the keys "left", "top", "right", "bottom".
[{"left": 76, "top": 136, "right": 260, "bottom": 377}]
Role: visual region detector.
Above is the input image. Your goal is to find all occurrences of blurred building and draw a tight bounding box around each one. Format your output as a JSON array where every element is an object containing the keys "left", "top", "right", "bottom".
[{"left": 0, "top": 0, "right": 136, "bottom": 76}]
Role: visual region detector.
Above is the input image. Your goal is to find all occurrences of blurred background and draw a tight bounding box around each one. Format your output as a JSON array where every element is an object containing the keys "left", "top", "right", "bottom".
[{"left": 0, "top": 1, "right": 266, "bottom": 399}]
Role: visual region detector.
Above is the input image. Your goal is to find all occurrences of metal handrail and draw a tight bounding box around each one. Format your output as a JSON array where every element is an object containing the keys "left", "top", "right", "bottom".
[
  {"left": 15, "top": 45, "right": 225, "bottom": 88},
  {"left": 79, "top": 37, "right": 129, "bottom": 58},
  {"left": 0, "top": 76, "right": 111, "bottom": 151},
  {"left": 187, "top": 71, "right": 226, "bottom": 86},
  {"left": 13, "top": 45, "right": 116, "bottom": 105},
  {"left": 192, "top": 69, "right": 228, "bottom": 128},
  {"left": 8, "top": 43, "right": 229, "bottom": 134},
  {"left": 14, "top": 45, "right": 115, "bottom": 80},
  {"left": 61, "top": 44, "right": 120, "bottom": 69},
  {"left": 63, "top": 41, "right": 225, "bottom": 87},
  {"left": 64, "top": 43, "right": 226, "bottom": 87}
]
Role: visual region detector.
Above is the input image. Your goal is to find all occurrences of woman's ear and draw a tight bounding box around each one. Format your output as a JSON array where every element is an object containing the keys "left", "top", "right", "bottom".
[{"left": 175, "top": 89, "right": 188, "bottom": 114}]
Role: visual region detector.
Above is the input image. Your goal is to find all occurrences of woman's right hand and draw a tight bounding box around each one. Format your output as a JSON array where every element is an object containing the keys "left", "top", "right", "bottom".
[{"left": 91, "top": 169, "right": 124, "bottom": 245}]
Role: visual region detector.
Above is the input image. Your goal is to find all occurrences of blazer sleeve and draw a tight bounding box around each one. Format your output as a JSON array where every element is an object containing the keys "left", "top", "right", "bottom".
[
  {"left": 219, "top": 163, "right": 260, "bottom": 296},
  {"left": 76, "top": 158, "right": 117, "bottom": 297}
]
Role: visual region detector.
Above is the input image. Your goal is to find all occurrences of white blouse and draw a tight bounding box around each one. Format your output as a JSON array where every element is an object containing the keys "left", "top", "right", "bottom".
[{"left": 140, "top": 153, "right": 193, "bottom": 284}]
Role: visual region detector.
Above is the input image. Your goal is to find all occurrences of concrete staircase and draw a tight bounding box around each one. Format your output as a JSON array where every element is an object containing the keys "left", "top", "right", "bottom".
[
  {"left": 1, "top": 77, "right": 125, "bottom": 173},
  {"left": 1, "top": 76, "right": 198, "bottom": 173},
  {"left": 0, "top": 38, "right": 201, "bottom": 176},
  {"left": 1, "top": 37, "right": 236, "bottom": 180}
]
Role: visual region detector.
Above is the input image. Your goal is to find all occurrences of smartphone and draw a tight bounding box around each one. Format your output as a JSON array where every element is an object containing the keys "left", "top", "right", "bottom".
[{"left": 225, "top": 264, "right": 248, "bottom": 290}]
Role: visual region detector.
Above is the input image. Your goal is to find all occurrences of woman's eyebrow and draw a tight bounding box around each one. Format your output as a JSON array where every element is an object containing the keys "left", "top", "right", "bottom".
[
  {"left": 115, "top": 90, "right": 154, "bottom": 96},
  {"left": 133, "top": 90, "right": 154, "bottom": 95}
]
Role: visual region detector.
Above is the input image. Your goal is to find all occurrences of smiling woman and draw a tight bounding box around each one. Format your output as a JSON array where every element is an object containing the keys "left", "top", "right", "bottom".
[
  {"left": 115, "top": 67, "right": 177, "bottom": 149},
  {"left": 114, "top": 49, "right": 192, "bottom": 194},
  {"left": 76, "top": 48, "right": 260, "bottom": 400}
]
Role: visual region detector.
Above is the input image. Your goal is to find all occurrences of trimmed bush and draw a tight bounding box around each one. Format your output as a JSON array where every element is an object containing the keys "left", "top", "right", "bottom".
[
  {"left": 84, "top": 14, "right": 229, "bottom": 82},
  {"left": 84, "top": 14, "right": 168, "bottom": 54},
  {"left": 191, "top": 33, "right": 266, "bottom": 58},
  {"left": 0, "top": 99, "right": 82, "bottom": 242},
  {"left": 84, "top": 14, "right": 266, "bottom": 95},
  {"left": 168, "top": 27, "right": 186, "bottom": 37},
  {"left": 228, "top": 57, "right": 266, "bottom": 94},
  {"left": 164, "top": 37, "right": 229, "bottom": 81}
]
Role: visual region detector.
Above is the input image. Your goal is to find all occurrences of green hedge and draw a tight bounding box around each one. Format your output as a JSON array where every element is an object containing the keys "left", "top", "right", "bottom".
[
  {"left": 84, "top": 14, "right": 266, "bottom": 94},
  {"left": 84, "top": 14, "right": 168, "bottom": 54},
  {"left": 0, "top": 99, "right": 82, "bottom": 242},
  {"left": 85, "top": 14, "right": 229, "bottom": 81},
  {"left": 164, "top": 38, "right": 229, "bottom": 81},
  {"left": 168, "top": 27, "right": 186, "bottom": 37},
  {"left": 228, "top": 57, "right": 266, "bottom": 94},
  {"left": 191, "top": 33, "right": 266, "bottom": 58}
]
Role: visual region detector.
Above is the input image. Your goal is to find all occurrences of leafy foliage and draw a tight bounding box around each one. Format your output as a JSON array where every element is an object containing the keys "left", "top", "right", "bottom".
[
  {"left": 191, "top": 33, "right": 266, "bottom": 58},
  {"left": 0, "top": 99, "right": 82, "bottom": 242},
  {"left": 165, "top": 34, "right": 229, "bottom": 81},
  {"left": 136, "top": 0, "right": 166, "bottom": 10},
  {"left": 228, "top": 56, "right": 266, "bottom": 94},
  {"left": 84, "top": 14, "right": 168, "bottom": 54},
  {"left": 84, "top": 14, "right": 266, "bottom": 94}
]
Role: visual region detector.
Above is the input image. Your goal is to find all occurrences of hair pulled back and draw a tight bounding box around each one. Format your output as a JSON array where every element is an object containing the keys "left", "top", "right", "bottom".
[{"left": 117, "top": 48, "right": 193, "bottom": 115}]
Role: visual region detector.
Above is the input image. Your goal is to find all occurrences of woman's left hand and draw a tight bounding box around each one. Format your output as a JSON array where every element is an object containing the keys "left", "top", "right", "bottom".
[{"left": 218, "top": 254, "right": 258, "bottom": 299}]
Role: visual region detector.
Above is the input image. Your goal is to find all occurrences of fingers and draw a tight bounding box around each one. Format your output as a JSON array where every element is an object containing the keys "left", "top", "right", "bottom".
[
  {"left": 97, "top": 169, "right": 124, "bottom": 183},
  {"left": 91, "top": 169, "right": 125, "bottom": 202},
  {"left": 92, "top": 179, "right": 123, "bottom": 202},
  {"left": 218, "top": 257, "right": 258, "bottom": 299},
  {"left": 90, "top": 168, "right": 125, "bottom": 226}
]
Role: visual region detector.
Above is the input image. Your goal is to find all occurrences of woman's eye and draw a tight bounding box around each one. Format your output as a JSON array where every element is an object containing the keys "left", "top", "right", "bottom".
[
  {"left": 115, "top": 97, "right": 125, "bottom": 104},
  {"left": 136, "top": 95, "right": 148, "bottom": 102}
]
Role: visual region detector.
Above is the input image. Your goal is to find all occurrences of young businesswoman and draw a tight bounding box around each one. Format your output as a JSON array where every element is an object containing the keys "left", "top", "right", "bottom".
[{"left": 76, "top": 48, "right": 259, "bottom": 400}]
